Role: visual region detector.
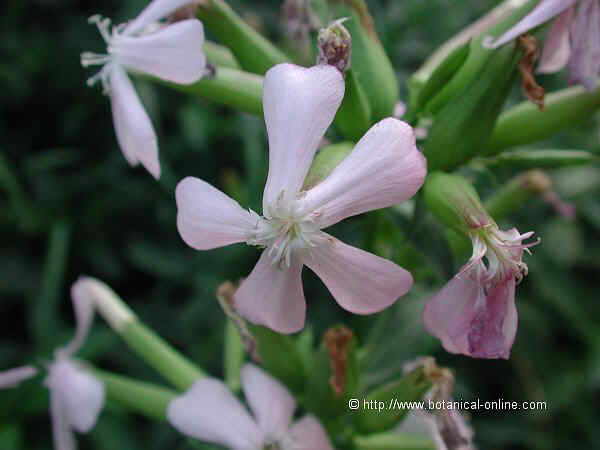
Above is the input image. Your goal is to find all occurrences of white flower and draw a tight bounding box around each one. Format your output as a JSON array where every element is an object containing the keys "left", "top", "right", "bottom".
[
  {"left": 167, "top": 363, "right": 334, "bottom": 450},
  {"left": 81, "top": 0, "right": 208, "bottom": 178},
  {"left": 176, "top": 63, "right": 427, "bottom": 333}
]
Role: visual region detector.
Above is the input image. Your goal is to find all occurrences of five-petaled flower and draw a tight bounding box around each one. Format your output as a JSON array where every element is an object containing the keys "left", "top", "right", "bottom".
[
  {"left": 81, "top": 0, "right": 208, "bottom": 179},
  {"left": 424, "top": 211, "right": 538, "bottom": 359},
  {"left": 176, "top": 63, "right": 427, "bottom": 334},
  {"left": 489, "top": 0, "right": 600, "bottom": 91},
  {"left": 168, "top": 363, "right": 334, "bottom": 450}
]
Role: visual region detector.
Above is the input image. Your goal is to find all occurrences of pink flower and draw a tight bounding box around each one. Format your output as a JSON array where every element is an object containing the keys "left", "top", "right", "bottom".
[
  {"left": 81, "top": 0, "right": 208, "bottom": 179},
  {"left": 167, "top": 363, "right": 334, "bottom": 450},
  {"left": 424, "top": 218, "right": 538, "bottom": 359},
  {"left": 489, "top": 0, "right": 600, "bottom": 90},
  {"left": 176, "top": 63, "right": 427, "bottom": 333}
]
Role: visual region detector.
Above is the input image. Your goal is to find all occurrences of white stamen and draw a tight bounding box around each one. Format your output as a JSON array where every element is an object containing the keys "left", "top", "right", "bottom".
[{"left": 247, "top": 191, "right": 324, "bottom": 268}]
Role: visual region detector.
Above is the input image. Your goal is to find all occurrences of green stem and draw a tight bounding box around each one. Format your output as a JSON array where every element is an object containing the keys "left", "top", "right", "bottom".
[
  {"left": 119, "top": 321, "right": 205, "bottom": 391},
  {"left": 165, "top": 67, "right": 263, "bottom": 115},
  {"left": 485, "top": 170, "right": 550, "bottom": 221},
  {"left": 203, "top": 41, "right": 240, "bottom": 69},
  {"left": 488, "top": 85, "right": 600, "bottom": 154},
  {"left": 93, "top": 369, "right": 176, "bottom": 421},
  {"left": 197, "top": 0, "right": 289, "bottom": 75},
  {"left": 413, "top": 0, "right": 534, "bottom": 83}
]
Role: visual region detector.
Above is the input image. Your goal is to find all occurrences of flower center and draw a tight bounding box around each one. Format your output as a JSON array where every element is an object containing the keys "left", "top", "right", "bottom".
[
  {"left": 247, "top": 194, "right": 322, "bottom": 268},
  {"left": 80, "top": 15, "right": 122, "bottom": 93},
  {"left": 468, "top": 225, "right": 538, "bottom": 285}
]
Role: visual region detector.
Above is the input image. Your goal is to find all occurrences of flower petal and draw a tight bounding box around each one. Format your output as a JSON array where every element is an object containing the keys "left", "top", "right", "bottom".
[
  {"left": 304, "top": 235, "right": 413, "bottom": 314},
  {"left": 568, "top": 0, "right": 600, "bottom": 90},
  {"left": 115, "top": 20, "right": 206, "bottom": 84},
  {"left": 176, "top": 177, "right": 257, "bottom": 250},
  {"left": 262, "top": 64, "right": 344, "bottom": 213},
  {"left": 241, "top": 364, "right": 296, "bottom": 438},
  {"left": 234, "top": 251, "right": 306, "bottom": 334},
  {"left": 423, "top": 264, "right": 518, "bottom": 359},
  {"left": 538, "top": 8, "right": 573, "bottom": 73},
  {"left": 289, "top": 415, "right": 334, "bottom": 450},
  {"left": 45, "top": 360, "right": 105, "bottom": 433},
  {"left": 489, "top": 0, "right": 577, "bottom": 48},
  {"left": 50, "top": 390, "right": 77, "bottom": 450},
  {"left": 167, "top": 378, "right": 263, "bottom": 449},
  {"left": 0, "top": 366, "right": 37, "bottom": 389},
  {"left": 299, "top": 118, "right": 426, "bottom": 228},
  {"left": 59, "top": 279, "right": 97, "bottom": 358},
  {"left": 109, "top": 65, "right": 160, "bottom": 179},
  {"left": 123, "top": 0, "right": 196, "bottom": 36}
]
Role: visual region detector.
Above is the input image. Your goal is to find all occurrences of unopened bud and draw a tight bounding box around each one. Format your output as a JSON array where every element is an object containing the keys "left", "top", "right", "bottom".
[{"left": 317, "top": 19, "right": 352, "bottom": 73}]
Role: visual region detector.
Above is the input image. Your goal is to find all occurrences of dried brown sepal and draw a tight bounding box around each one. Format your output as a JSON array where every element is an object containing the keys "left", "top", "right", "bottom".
[
  {"left": 324, "top": 326, "right": 354, "bottom": 396},
  {"left": 518, "top": 34, "right": 545, "bottom": 110},
  {"left": 217, "top": 281, "right": 261, "bottom": 363},
  {"left": 168, "top": 0, "right": 205, "bottom": 23}
]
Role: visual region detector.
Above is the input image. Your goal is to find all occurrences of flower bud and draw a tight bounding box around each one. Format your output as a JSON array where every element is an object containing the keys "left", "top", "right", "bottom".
[
  {"left": 317, "top": 18, "right": 352, "bottom": 73},
  {"left": 326, "top": 0, "right": 398, "bottom": 120},
  {"left": 303, "top": 141, "right": 354, "bottom": 189}
]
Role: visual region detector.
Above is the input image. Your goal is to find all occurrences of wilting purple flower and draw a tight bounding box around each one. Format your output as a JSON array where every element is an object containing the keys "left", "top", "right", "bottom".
[
  {"left": 168, "top": 363, "right": 333, "bottom": 450},
  {"left": 176, "top": 63, "right": 427, "bottom": 333},
  {"left": 81, "top": 0, "right": 208, "bottom": 178},
  {"left": 424, "top": 214, "right": 538, "bottom": 359},
  {"left": 0, "top": 366, "right": 37, "bottom": 389},
  {"left": 489, "top": 0, "right": 600, "bottom": 90}
]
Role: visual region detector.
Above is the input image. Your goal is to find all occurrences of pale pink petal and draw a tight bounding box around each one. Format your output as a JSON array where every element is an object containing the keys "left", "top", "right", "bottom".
[
  {"left": 60, "top": 279, "right": 97, "bottom": 358},
  {"left": 423, "top": 264, "right": 518, "bottom": 359},
  {"left": 109, "top": 65, "right": 160, "bottom": 179},
  {"left": 241, "top": 364, "right": 295, "bottom": 438},
  {"left": 234, "top": 251, "right": 306, "bottom": 334},
  {"left": 167, "top": 378, "right": 263, "bottom": 449},
  {"left": 538, "top": 8, "right": 573, "bottom": 73},
  {"left": 289, "top": 415, "right": 334, "bottom": 450},
  {"left": 489, "top": 0, "right": 578, "bottom": 48},
  {"left": 50, "top": 391, "right": 77, "bottom": 450},
  {"left": 45, "top": 360, "right": 105, "bottom": 433},
  {"left": 115, "top": 20, "right": 206, "bottom": 84},
  {"left": 568, "top": 0, "right": 600, "bottom": 90},
  {"left": 262, "top": 64, "right": 344, "bottom": 213},
  {"left": 176, "top": 177, "right": 257, "bottom": 250},
  {"left": 123, "top": 0, "right": 196, "bottom": 35},
  {"left": 304, "top": 234, "right": 413, "bottom": 314},
  {"left": 0, "top": 366, "right": 37, "bottom": 389},
  {"left": 299, "top": 118, "right": 426, "bottom": 228},
  {"left": 423, "top": 265, "right": 484, "bottom": 356}
]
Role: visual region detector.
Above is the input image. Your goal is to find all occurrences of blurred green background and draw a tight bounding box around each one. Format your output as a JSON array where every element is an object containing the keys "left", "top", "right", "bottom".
[{"left": 1, "top": 0, "right": 600, "bottom": 449}]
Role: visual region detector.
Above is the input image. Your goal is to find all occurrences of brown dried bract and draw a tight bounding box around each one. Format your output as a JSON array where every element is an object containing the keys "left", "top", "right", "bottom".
[
  {"left": 324, "top": 326, "right": 354, "bottom": 396},
  {"left": 518, "top": 34, "right": 545, "bottom": 110},
  {"left": 167, "top": 0, "right": 205, "bottom": 24}
]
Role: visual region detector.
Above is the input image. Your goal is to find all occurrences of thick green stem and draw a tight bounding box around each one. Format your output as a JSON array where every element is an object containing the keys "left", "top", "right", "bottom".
[
  {"left": 488, "top": 86, "right": 600, "bottom": 154},
  {"left": 165, "top": 67, "right": 263, "bottom": 115},
  {"left": 119, "top": 321, "right": 205, "bottom": 391},
  {"left": 197, "top": 0, "right": 289, "bottom": 75},
  {"left": 94, "top": 370, "right": 176, "bottom": 421},
  {"left": 203, "top": 41, "right": 239, "bottom": 69}
]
